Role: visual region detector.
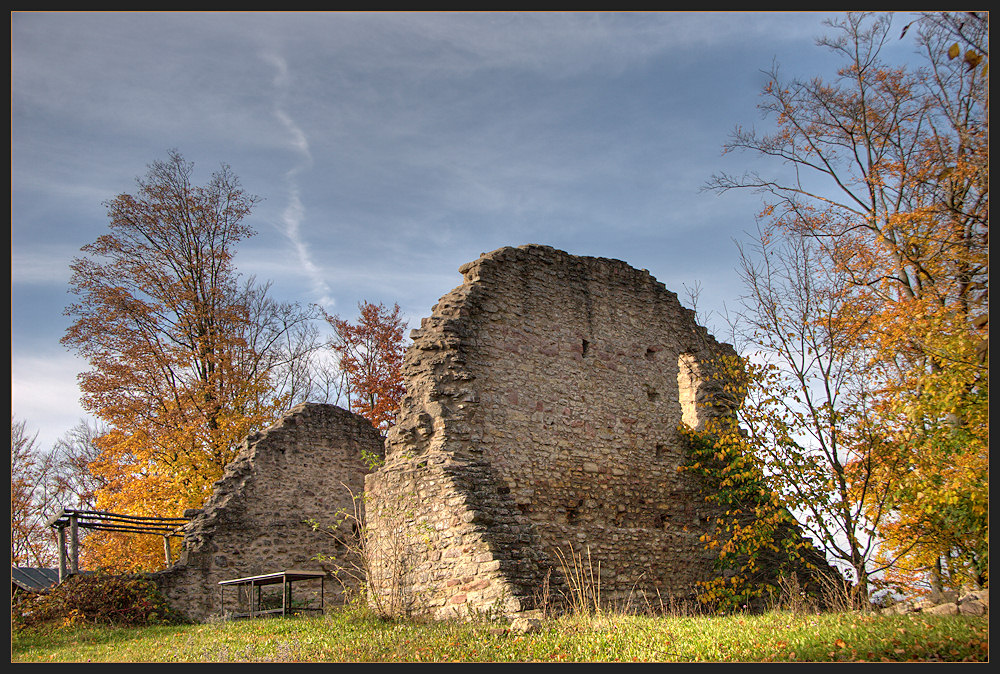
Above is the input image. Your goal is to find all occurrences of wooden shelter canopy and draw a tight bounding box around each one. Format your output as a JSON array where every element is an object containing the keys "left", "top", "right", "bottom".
[
  {"left": 219, "top": 570, "right": 327, "bottom": 619},
  {"left": 48, "top": 508, "right": 189, "bottom": 536},
  {"left": 47, "top": 508, "right": 193, "bottom": 582},
  {"left": 218, "top": 570, "right": 327, "bottom": 587}
]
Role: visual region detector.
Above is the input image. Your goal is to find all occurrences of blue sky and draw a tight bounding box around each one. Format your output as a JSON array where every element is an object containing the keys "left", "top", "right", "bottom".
[{"left": 12, "top": 11, "right": 921, "bottom": 451}]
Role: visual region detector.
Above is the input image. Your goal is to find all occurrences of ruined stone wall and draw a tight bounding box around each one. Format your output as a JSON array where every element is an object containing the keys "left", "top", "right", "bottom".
[
  {"left": 365, "top": 245, "right": 737, "bottom": 619},
  {"left": 154, "top": 403, "right": 383, "bottom": 622}
]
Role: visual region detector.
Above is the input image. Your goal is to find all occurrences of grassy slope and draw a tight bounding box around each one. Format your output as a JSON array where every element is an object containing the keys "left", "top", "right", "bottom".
[{"left": 12, "top": 606, "right": 989, "bottom": 663}]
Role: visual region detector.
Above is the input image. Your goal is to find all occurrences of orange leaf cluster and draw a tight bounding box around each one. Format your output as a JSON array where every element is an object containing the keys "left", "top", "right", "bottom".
[{"left": 326, "top": 301, "right": 407, "bottom": 437}]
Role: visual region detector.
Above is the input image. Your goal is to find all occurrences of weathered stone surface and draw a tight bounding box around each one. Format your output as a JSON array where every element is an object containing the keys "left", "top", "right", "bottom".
[
  {"left": 924, "top": 602, "right": 959, "bottom": 615},
  {"left": 365, "top": 245, "right": 741, "bottom": 619},
  {"left": 880, "top": 588, "right": 989, "bottom": 616},
  {"left": 153, "top": 403, "right": 383, "bottom": 621},
  {"left": 510, "top": 615, "right": 543, "bottom": 634},
  {"left": 958, "top": 589, "right": 989, "bottom": 616}
]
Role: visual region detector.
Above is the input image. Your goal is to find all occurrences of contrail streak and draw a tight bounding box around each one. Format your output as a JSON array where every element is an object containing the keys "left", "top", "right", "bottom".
[{"left": 262, "top": 50, "right": 334, "bottom": 307}]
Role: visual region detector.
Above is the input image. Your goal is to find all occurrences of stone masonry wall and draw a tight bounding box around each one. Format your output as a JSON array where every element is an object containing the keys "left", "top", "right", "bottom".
[
  {"left": 365, "top": 245, "right": 738, "bottom": 619},
  {"left": 154, "top": 403, "right": 383, "bottom": 622}
]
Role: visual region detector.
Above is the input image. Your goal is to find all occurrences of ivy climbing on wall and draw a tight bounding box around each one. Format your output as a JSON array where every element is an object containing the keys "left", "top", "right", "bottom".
[{"left": 679, "top": 401, "right": 824, "bottom": 612}]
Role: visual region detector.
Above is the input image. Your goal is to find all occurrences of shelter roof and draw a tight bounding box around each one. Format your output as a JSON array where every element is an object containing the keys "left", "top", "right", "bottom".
[{"left": 11, "top": 567, "right": 59, "bottom": 592}]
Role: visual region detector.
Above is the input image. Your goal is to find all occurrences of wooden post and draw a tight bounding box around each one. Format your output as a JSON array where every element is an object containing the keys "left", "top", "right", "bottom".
[
  {"left": 283, "top": 574, "right": 289, "bottom": 616},
  {"left": 163, "top": 536, "right": 172, "bottom": 566},
  {"left": 69, "top": 513, "right": 79, "bottom": 574},
  {"left": 56, "top": 525, "right": 67, "bottom": 583}
]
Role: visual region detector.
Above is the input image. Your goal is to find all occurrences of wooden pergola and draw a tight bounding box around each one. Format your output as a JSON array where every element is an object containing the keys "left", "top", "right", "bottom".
[{"left": 47, "top": 508, "right": 191, "bottom": 582}]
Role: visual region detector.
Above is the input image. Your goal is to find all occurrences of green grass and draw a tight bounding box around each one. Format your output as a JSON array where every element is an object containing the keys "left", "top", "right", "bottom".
[{"left": 12, "top": 605, "right": 989, "bottom": 663}]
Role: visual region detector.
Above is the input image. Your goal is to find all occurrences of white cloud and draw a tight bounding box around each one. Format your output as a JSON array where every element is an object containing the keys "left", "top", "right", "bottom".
[
  {"left": 11, "top": 245, "right": 78, "bottom": 286},
  {"left": 11, "top": 352, "right": 92, "bottom": 452}
]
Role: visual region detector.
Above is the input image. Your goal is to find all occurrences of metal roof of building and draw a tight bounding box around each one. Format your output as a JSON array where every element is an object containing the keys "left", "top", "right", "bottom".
[{"left": 11, "top": 567, "right": 60, "bottom": 592}]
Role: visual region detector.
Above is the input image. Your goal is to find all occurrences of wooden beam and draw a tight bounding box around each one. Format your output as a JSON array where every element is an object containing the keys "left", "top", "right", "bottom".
[
  {"left": 56, "top": 525, "right": 67, "bottom": 583},
  {"left": 69, "top": 514, "right": 79, "bottom": 574}
]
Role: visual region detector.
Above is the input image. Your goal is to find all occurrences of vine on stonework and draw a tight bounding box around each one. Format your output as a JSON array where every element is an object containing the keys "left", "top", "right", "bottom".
[{"left": 680, "top": 420, "right": 817, "bottom": 612}]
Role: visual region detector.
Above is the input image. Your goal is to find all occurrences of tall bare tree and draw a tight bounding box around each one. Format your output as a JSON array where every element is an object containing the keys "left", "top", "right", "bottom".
[{"left": 11, "top": 416, "right": 59, "bottom": 567}]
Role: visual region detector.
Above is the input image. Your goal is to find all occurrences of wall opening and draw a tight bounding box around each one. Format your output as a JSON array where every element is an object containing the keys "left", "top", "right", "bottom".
[
  {"left": 677, "top": 353, "right": 702, "bottom": 429},
  {"left": 566, "top": 504, "right": 580, "bottom": 524}
]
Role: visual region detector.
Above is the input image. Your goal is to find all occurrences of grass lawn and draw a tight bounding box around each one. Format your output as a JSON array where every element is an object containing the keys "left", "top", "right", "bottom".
[{"left": 12, "top": 605, "right": 989, "bottom": 663}]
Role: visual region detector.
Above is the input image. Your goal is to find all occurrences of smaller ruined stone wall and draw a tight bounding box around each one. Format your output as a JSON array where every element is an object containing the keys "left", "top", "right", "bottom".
[{"left": 154, "top": 403, "right": 383, "bottom": 622}]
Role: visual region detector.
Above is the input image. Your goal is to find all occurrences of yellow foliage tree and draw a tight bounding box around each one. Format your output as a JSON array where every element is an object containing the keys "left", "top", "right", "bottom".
[
  {"left": 700, "top": 230, "right": 901, "bottom": 606},
  {"left": 63, "top": 151, "right": 320, "bottom": 571}
]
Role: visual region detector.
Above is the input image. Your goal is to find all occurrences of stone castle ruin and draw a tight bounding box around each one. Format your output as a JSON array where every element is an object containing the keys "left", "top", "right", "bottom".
[
  {"left": 364, "top": 245, "right": 738, "bottom": 618},
  {"left": 153, "top": 244, "right": 817, "bottom": 621}
]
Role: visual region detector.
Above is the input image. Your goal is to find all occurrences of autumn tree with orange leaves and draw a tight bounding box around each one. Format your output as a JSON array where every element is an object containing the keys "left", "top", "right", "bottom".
[
  {"left": 62, "top": 151, "right": 322, "bottom": 571},
  {"left": 325, "top": 301, "right": 407, "bottom": 438},
  {"left": 706, "top": 12, "right": 987, "bottom": 599}
]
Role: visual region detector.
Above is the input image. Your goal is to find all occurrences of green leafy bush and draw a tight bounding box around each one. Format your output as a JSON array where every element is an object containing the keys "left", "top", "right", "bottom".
[{"left": 12, "top": 570, "right": 187, "bottom": 629}]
